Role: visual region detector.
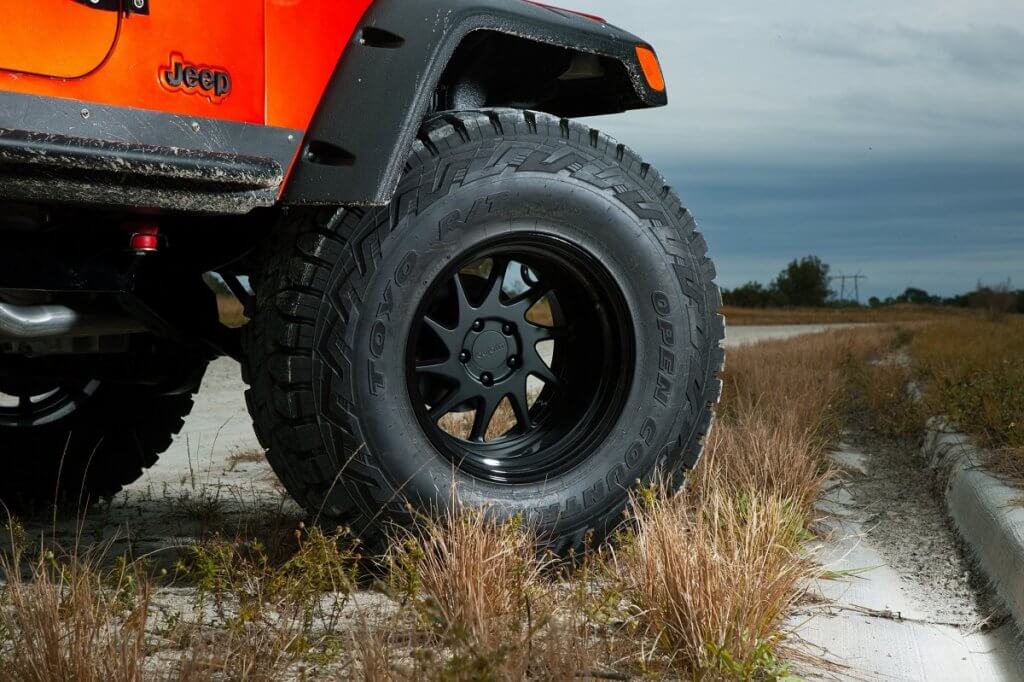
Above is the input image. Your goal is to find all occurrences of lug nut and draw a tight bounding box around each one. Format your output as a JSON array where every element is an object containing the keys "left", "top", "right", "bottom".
[
  {"left": 480, "top": 372, "right": 494, "bottom": 386},
  {"left": 459, "top": 350, "right": 471, "bottom": 363},
  {"left": 502, "top": 323, "right": 515, "bottom": 335},
  {"left": 507, "top": 355, "right": 520, "bottom": 368},
  {"left": 472, "top": 320, "right": 484, "bottom": 331}
]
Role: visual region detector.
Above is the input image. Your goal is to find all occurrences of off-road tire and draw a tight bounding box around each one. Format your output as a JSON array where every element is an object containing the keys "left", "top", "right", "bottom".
[
  {"left": 244, "top": 109, "right": 724, "bottom": 553},
  {"left": 0, "top": 381, "right": 203, "bottom": 505}
]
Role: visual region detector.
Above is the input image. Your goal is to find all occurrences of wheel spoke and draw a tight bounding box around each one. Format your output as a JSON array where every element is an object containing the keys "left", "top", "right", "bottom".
[
  {"left": 469, "top": 394, "right": 501, "bottom": 442},
  {"left": 452, "top": 272, "right": 472, "bottom": 317},
  {"left": 480, "top": 257, "right": 511, "bottom": 311},
  {"left": 429, "top": 384, "right": 474, "bottom": 420},
  {"left": 522, "top": 323, "right": 571, "bottom": 345},
  {"left": 415, "top": 358, "right": 461, "bottom": 384},
  {"left": 508, "top": 378, "right": 532, "bottom": 431},
  {"left": 423, "top": 316, "right": 458, "bottom": 347},
  {"left": 535, "top": 325, "right": 571, "bottom": 342},
  {"left": 525, "top": 348, "right": 562, "bottom": 387},
  {"left": 512, "top": 285, "right": 552, "bottom": 309}
]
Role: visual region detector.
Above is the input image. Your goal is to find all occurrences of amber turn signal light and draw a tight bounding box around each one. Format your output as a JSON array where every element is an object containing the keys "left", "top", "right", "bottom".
[{"left": 635, "top": 46, "right": 666, "bottom": 92}]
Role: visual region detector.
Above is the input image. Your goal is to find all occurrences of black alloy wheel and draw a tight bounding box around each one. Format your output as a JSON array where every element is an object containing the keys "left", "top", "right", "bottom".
[{"left": 408, "top": 239, "right": 634, "bottom": 484}]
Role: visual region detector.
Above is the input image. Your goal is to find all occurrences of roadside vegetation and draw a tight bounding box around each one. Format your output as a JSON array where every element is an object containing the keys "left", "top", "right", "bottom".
[
  {"left": 910, "top": 316, "right": 1024, "bottom": 487},
  {"left": 0, "top": 327, "right": 905, "bottom": 680},
  {"left": 843, "top": 313, "right": 1024, "bottom": 493}
]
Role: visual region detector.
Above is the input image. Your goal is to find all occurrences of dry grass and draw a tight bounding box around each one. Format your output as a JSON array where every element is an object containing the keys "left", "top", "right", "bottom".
[
  {"left": 700, "top": 328, "right": 898, "bottom": 509},
  {"left": 0, "top": 325, "right": 907, "bottom": 680},
  {"left": 723, "top": 304, "right": 969, "bottom": 326},
  {"left": 226, "top": 448, "right": 267, "bottom": 470},
  {"left": 0, "top": 531, "right": 150, "bottom": 682},
  {"left": 620, "top": 490, "right": 809, "bottom": 677},
  {"left": 217, "top": 296, "right": 248, "bottom": 328},
  {"left": 909, "top": 316, "right": 1024, "bottom": 488},
  {"left": 846, "top": 357, "right": 926, "bottom": 441},
  {"left": 388, "top": 507, "right": 545, "bottom": 654},
  {"left": 382, "top": 507, "right": 558, "bottom": 679}
]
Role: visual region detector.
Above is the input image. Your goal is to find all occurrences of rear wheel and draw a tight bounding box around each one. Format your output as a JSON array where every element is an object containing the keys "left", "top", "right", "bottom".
[
  {"left": 0, "top": 365, "right": 204, "bottom": 505},
  {"left": 244, "top": 109, "right": 724, "bottom": 552}
]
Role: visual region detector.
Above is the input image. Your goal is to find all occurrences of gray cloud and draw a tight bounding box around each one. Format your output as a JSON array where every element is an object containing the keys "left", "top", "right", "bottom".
[
  {"left": 567, "top": 1, "right": 1024, "bottom": 299},
  {"left": 787, "top": 24, "right": 1024, "bottom": 81}
]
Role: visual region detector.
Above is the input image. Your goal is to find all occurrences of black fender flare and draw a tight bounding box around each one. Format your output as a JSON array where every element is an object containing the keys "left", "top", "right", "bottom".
[{"left": 282, "top": 0, "right": 667, "bottom": 206}]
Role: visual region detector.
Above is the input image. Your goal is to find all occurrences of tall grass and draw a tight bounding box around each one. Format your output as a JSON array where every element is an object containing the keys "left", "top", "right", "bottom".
[
  {"left": 620, "top": 490, "right": 809, "bottom": 677},
  {"left": 387, "top": 507, "right": 545, "bottom": 656}
]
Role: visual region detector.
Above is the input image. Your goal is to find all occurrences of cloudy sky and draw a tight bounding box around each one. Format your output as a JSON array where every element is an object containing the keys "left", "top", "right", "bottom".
[{"left": 574, "top": 0, "right": 1024, "bottom": 300}]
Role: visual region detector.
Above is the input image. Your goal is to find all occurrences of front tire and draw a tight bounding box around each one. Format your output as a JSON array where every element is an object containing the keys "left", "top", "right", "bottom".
[{"left": 244, "top": 109, "right": 724, "bottom": 552}]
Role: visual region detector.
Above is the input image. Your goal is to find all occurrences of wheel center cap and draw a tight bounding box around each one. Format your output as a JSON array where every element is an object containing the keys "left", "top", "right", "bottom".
[{"left": 471, "top": 331, "right": 509, "bottom": 370}]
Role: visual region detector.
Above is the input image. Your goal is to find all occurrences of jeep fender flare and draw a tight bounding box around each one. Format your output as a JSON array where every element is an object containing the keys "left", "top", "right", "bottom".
[{"left": 282, "top": 0, "right": 667, "bottom": 206}]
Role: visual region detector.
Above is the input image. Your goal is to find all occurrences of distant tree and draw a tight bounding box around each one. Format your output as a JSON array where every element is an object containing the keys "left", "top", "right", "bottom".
[
  {"left": 894, "top": 287, "right": 939, "bottom": 305},
  {"left": 942, "top": 292, "right": 971, "bottom": 307},
  {"left": 724, "top": 281, "right": 776, "bottom": 308},
  {"left": 868, "top": 296, "right": 882, "bottom": 308},
  {"left": 773, "top": 256, "right": 832, "bottom": 307},
  {"left": 969, "top": 279, "right": 1017, "bottom": 321}
]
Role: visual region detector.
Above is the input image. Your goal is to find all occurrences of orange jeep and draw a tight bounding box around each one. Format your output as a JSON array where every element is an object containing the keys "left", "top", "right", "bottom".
[{"left": 0, "top": 0, "right": 722, "bottom": 551}]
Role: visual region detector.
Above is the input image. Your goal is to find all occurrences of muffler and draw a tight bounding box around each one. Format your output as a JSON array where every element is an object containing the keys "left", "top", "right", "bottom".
[{"left": 0, "top": 302, "right": 146, "bottom": 340}]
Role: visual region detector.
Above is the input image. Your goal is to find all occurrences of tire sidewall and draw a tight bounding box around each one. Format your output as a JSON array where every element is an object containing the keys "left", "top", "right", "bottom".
[{"left": 317, "top": 170, "right": 699, "bottom": 534}]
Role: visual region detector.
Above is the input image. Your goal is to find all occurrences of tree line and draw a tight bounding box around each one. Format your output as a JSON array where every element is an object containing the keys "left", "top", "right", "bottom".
[{"left": 722, "top": 256, "right": 1024, "bottom": 314}]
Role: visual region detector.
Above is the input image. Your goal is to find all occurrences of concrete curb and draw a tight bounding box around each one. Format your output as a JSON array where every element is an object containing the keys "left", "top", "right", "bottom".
[{"left": 923, "top": 418, "right": 1024, "bottom": 633}]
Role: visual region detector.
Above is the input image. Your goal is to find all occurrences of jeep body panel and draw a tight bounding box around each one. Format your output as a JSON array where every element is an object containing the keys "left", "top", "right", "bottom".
[
  {"left": 0, "top": 0, "right": 666, "bottom": 212},
  {"left": 0, "top": 1, "right": 121, "bottom": 79}
]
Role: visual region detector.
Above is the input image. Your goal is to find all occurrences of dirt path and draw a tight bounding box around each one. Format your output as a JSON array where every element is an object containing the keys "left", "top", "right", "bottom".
[{"left": 793, "top": 437, "right": 1023, "bottom": 680}]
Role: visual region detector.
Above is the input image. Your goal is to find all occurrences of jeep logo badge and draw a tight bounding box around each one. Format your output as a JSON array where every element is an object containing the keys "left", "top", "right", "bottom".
[{"left": 160, "top": 53, "right": 232, "bottom": 103}]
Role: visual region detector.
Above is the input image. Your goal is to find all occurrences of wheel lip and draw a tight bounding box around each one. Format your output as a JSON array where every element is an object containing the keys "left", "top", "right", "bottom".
[{"left": 405, "top": 232, "right": 636, "bottom": 486}]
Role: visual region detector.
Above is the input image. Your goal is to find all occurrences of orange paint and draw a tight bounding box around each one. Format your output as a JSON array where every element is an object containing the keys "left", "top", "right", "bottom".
[
  {"left": 0, "top": 1, "right": 266, "bottom": 123},
  {"left": 265, "top": 0, "right": 375, "bottom": 130},
  {"left": 0, "top": 0, "right": 374, "bottom": 131},
  {"left": 0, "top": 1, "right": 120, "bottom": 79}
]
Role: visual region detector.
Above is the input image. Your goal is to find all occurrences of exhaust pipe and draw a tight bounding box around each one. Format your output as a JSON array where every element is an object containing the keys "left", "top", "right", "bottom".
[{"left": 0, "top": 302, "right": 147, "bottom": 340}]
